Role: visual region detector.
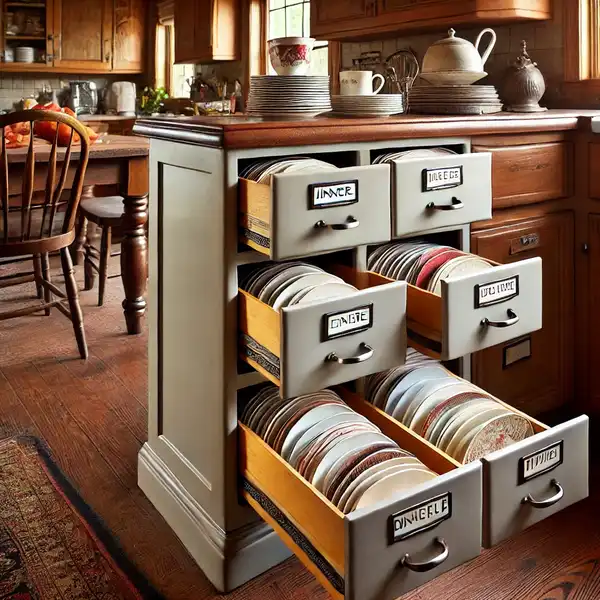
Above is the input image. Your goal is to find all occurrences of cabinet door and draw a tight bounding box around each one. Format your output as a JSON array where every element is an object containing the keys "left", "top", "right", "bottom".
[
  {"left": 52, "top": 0, "right": 113, "bottom": 71},
  {"left": 312, "top": 0, "right": 371, "bottom": 25},
  {"left": 471, "top": 212, "right": 574, "bottom": 416},
  {"left": 113, "top": 0, "right": 145, "bottom": 72},
  {"left": 587, "top": 215, "right": 600, "bottom": 413}
]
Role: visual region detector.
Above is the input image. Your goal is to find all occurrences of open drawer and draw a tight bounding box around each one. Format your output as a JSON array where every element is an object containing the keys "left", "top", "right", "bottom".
[
  {"left": 239, "top": 390, "right": 482, "bottom": 600},
  {"left": 239, "top": 270, "right": 407, "bottom": 399},
  {"left": 239, "top": 164, "right": 391, "bottom": 260},
  {"left": 388, "top": 257, "right": 543, "bottom": 361},
  {"left": 350, "top": 384, "right": 589, "bottom": 550},
  {"left": 390, "top": 152, "right": 492, "bottom": 239},
  {"left": 480, "top": 398, "right": 589, "bottom": 547}
]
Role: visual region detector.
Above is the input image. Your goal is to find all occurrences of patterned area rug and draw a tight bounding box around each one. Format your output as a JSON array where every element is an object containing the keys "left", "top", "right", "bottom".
[{"left": 0, "top": 436, "right": 162, "bottom": 600}]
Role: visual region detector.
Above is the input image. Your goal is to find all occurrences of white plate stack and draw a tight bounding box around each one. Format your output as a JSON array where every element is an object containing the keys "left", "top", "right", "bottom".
[
  {"left": 409, "top": 84, "right": 503, "bottom": 115},
  {"left": 246, "top": 75, "right": 331, "bottom": 119},
  {"left": 15, "top": 47, "right": 35, "bottom": 63},
  {"left": 331, "top": 94, "right": 405, "bottom": 118}
]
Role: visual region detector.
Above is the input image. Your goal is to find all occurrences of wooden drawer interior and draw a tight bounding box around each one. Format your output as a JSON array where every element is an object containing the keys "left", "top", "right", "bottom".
[{"left": 239, "top": 178, "right": 271, "bottom": 255}]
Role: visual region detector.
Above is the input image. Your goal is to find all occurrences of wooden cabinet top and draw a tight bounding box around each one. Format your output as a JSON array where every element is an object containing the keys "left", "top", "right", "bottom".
[{"left": 134, "top": 110, "right": 600, "bottom": 151}]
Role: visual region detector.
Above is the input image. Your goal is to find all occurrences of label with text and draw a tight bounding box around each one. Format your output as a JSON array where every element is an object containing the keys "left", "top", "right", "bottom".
[
  {"left": 322, "top": 304, "right": 373, "bottom": 341},
  {"left": 422, "top": 166, "right": 463, "bottom": 192},
  {"left": 475, "top": 275, "right": 519, "bottom": 309},
  {"left": 390, "top": 493, "right": 452, "bottom": 543},
  {"left": 519, "top": 441, "right": 563, "bottom": 484},
  {"left": 309, "top": 180, "right": 359, "bottom": 209}
]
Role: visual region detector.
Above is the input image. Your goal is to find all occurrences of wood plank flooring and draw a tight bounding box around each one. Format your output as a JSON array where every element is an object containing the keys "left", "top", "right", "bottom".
[{"left": 1, "top": 260, "right": 599, "bottom": 600}]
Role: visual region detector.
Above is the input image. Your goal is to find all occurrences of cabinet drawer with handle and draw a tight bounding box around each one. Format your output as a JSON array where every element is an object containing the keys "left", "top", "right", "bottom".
[
  {"left": 481, "top": 402, "right": 588, "bottom": 547},
  {"left": 390, "top": 152, "right": 492, "bottom": 238},
  {"left": 239, "top": 270, "right": 407, "bottom": 399},
  {"left": 373, "top": 256, "right": 542, "bottom": 361},
  {"left": 239, "top": 164, "right": 391, "bottom": 261},
  {"left": 351, "top": 378, "right": 588, "bottom": 550},
  {"left": 239, "top": 388, "right": 482, "bottom": 600}
]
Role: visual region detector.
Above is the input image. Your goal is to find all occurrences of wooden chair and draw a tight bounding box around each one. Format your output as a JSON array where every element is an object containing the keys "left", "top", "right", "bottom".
[
  {"left": 0, "top": 109, "right": 91, "bottom": 359},
  {"left": 80, "top": 195, "right": 124, "bottom": 306}
]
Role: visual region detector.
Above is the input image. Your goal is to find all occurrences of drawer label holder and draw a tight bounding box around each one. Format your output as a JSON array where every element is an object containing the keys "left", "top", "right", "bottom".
[
  {"left": 422, "top": 166, "right": 463, "bottom": 192},
  {"left": 322, "top": 304, "right": 373, "bottom": 341},
  {"left": 474, "top": 275, "right": 520, "bottom": 309},
  {"left": 518, "top": 440, "right": 564, "bottom": 484},
  {"left": 309, "top": 179, "right": 359, "bottom": 209},
  {"left": 389, "top": 492, "right": 452, "bottom": 543}
]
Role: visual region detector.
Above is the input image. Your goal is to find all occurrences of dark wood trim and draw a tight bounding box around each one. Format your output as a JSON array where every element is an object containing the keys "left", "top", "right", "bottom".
[{"left": 132, "top": 111, "right": 599, "bottom": 150}]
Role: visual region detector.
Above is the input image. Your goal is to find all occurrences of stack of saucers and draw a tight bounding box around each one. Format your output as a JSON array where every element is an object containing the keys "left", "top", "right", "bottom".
[
  {"left": 373, "top": 147, "right": 457, "bottom": 164},
  {"left": 331, "top": 94, "right": 405, "bottom": 118},
  {"left": 409, "top": 84, "right": 502, "bottom": 115},
  {"left": 246, "top": 75, "right": 331, "bottom": 119},
  {"left": 241, "top": 385, "right": 437, "bottom": 513},
  {"left": 365, "top": 350, "right": 534, "bottom": 463},
  {"left": 240, "top": 156, "right": 337, "bottom": 184},
  {"left": 368, "top": 242, "right": 494, "bottom": 295},
  {"left": 241, "top": 261, "right": 358, "bottom": 310}
]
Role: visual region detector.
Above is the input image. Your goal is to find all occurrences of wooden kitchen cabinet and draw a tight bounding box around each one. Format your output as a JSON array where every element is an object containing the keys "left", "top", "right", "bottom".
[
  {"left": 0, "top": 0, "right": 146, "bottom": 73},
  {"left": 471, "top": 212, "right": 575, "bottom": 417},
  {"left": 52, "top": 0, "right": 113, "bottom": 71},
  {"left": 311, "top": 0, "right": 551, "bottom": 41},
  {"left": 113, "top": 0, "right": 146, "bottom": 73},
  {"left": 174, "top": 0, "right": 239, "bottom": 63}
]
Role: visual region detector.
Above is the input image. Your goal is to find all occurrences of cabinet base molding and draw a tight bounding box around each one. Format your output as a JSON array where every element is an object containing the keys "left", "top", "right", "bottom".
[{"left": 138, "top": 442, "right": 292, "bottom": 592}]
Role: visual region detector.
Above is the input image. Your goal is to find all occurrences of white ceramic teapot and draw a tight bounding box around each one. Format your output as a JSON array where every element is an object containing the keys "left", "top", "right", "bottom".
[{"left": 421, "top": 28, "right": 497, "bottom": 85}]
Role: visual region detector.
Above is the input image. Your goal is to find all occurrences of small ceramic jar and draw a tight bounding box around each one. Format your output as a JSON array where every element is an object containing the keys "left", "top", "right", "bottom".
[{"left": 501, "top": 40, "right": 547, "bottom": 113}]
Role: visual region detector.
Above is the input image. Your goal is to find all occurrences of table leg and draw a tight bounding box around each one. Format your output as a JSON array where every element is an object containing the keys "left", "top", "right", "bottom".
[{"left": 121, "top": 194, "right": 148, "bottom": 335}]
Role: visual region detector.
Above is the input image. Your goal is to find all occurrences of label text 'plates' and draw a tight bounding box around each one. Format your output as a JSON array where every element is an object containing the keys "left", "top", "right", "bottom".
[
  {"left": 309, "top": 180, "right": 359, "bottom": 209},
  {"left": 422, "top": 166, "right": 463, "bottom": 192},
  {"left": 518, "top": 440, "right": 564, "bottom": 484},
  {"left": 475, "top": 275, "right": 520, "bottom": 309},
  {"left": 389, "top": 492, "right": 452, "bottom": 543},
  {"left": 322, "top": 304, "right": 373, "bottom": 341}
]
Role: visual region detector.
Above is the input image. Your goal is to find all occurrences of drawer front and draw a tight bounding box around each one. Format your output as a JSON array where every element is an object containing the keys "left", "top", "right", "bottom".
[
  {"left": 481, "top": 415, "right": 589, "bottom": 547},
  {"left": 280, "top": 281, "right": 407, "bottom": 398},
  {"left": 271, "top": 165, "right": 391, "bottom": 260},
  {"left": 345, "top": 462, "right": 482, "bottom": 600},
  {"left": 474, "top": 142, "right": 571, "bottom": 209},
  {"left": 392, "top": 153, "right": 492, "bottom": 238},
  {"left": 442, "top": 257, "right": 542, "bottom": 360}
]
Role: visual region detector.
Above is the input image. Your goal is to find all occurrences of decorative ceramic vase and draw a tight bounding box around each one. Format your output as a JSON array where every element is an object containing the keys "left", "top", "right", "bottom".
[{"left": 501, "top": 40, "right": 547, "bottom": 113}]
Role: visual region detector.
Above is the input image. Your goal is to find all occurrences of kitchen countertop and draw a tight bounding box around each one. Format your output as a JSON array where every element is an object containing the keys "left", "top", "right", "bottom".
[
  {"left": 134, "top": 109, "right": 600, "bottom": 150},
  {"left": 79, "top": 114, "right": 137, "bottom": 122}
]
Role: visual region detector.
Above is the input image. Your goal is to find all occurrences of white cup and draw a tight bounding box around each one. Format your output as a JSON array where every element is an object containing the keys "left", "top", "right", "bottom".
[{"left": 339, "top": 70, "right": 386, "bottom": 95}]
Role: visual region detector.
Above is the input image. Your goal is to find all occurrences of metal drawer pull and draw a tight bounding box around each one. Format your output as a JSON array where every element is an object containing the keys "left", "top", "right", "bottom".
[
  {"left": 401, "top": 537, "right": 449, "bottom": 573},
  {"left": 426, "top": 197, "right": 464, "bottom": 211},
  {"left": 314, "top": 216, "right": 359, "bottom": 230},
  {"left": 481, "top": 308, "right": 519, "bottom": 328},
  {"left": 522, "top": 479, "right": 564, "bottom": 509},
  {"left": 325, "top": 343, "right": 373, "bottom": 365}
]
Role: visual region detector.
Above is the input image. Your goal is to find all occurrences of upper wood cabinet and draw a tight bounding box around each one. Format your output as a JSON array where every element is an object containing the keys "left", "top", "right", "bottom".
[
  {"left": 113, "top": 0, "right": 146, "bottom": 73},
  {"left": 0, "top": 0, "right": 146, "bottom": 73},
  {"left": 52, "top": 0, "right": 113, "bottom": 71},
  {"left": 311, "top": 0, "right": 551, "bottom": 41},
  {"left": 174, "top": 0, "right": 239, "bottom": 64}
]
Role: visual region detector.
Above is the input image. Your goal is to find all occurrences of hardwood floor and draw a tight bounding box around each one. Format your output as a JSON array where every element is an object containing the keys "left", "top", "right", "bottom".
[{"left": 1, "top": 259, "right": 599, "bottom": 600}]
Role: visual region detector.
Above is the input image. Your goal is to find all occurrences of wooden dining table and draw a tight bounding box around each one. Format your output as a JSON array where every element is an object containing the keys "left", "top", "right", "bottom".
[{"left": 7, "top": 134, "right": 150, "bottom": 335}]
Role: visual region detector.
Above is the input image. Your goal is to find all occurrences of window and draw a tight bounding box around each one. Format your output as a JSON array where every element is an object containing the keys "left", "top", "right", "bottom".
[
  {"left": 267, "top": 0, "right": 328, "bottom": 76},
  {"left": 155, "top": 20, "right": 195, "bottom": 97}
]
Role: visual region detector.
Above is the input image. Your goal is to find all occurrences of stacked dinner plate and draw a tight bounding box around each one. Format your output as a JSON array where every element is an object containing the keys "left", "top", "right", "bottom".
[
  {"left": 373, "top": 147, "right": 456, "bottom": 164},
  {"left": 241, "top": 385, "right": 437, "bottom": 513},
  {"left": 240, "top": 156, "right": 337, "bottom": 184},
  {"left": 331, "top": 94, "right": 405, "bottom": 118},
  {"left": 409, "top": 84, "right": 503, "bottom": 115},
  {"left": 368, "top": 241, "right": 494, "bottom": 295},
  {"left": 365, "top": 350, "right": 534, "bottom": 464},
  {"left": 246, "top": 75, "right": 331, "bottom": 119}
]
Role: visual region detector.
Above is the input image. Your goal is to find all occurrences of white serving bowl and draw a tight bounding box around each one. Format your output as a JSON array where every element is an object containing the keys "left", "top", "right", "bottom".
[{"left": 268, "top": 37, "right": 315, "bottom": 76}]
